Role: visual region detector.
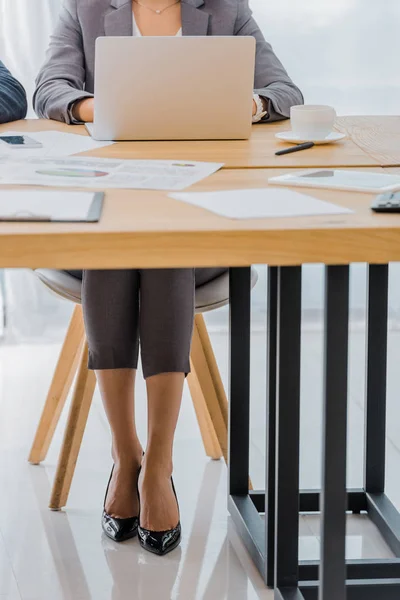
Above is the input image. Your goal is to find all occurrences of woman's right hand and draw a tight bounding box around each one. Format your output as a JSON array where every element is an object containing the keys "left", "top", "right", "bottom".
[{"left": 73, "top": 98, "right": 94, "bottom": 122}]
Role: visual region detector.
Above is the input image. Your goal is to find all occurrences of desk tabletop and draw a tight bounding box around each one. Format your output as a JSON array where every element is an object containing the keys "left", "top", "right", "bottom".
[
  {"left": 2, "top": 116, "right": 396, "bottom": 169},
  {"left": 0, "top": 167, "right": 400, "bottom": 269},
  {"left": 336, "top": 116, "right": 400, "bottom": 167}
]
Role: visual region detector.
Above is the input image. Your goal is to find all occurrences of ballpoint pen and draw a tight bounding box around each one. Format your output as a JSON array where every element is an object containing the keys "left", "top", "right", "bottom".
[{"left": 275, "top": 142, "right": 315, "bottom": 156}]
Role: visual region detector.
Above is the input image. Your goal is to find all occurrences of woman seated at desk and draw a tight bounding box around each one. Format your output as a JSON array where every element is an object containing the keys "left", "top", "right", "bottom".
[{"left": 34, "top": 0, "right": 303, "bottom": 557}]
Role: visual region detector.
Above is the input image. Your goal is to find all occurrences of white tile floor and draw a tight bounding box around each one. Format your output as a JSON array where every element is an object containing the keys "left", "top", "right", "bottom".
[
  {"left": 0, "top": 324, "right": 398, "bottom": 599},
  {"left": 0, "top": 343, "right": 276, "bottom": 600}
]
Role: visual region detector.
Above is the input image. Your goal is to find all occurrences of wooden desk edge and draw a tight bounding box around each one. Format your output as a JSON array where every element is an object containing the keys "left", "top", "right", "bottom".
[{"left": 2, "top": 227, "right": 400, "bottom": 269}]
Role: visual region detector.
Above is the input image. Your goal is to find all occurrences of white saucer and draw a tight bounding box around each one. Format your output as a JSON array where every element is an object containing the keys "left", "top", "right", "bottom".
[{"left": 275, "top": 131, "right": 346, "bottom": 145}]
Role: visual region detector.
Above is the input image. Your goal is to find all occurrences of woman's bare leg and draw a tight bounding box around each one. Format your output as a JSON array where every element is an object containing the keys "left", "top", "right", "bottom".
[
  {"left": 139, "top": 373, "right": 184, "bottom": 530},
  {"left": 97, "top": 369, "right": 143, "bottom": 518}
]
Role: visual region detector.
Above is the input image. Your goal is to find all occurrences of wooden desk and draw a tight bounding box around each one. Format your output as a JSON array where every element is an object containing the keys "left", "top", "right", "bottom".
[
  {"left": 336, "top": 116, "right": 400, "bottom": 167},
  {"left": 0, "top": 167, "right": 399, "bottom": 269},
  {"left": 1, "top": 117, "right": 387, "bottom": 169}
]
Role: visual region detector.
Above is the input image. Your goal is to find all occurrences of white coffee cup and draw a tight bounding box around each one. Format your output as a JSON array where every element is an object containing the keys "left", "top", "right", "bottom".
[{"left": 290, "top": 105, "right": 336, "bottom": 140}]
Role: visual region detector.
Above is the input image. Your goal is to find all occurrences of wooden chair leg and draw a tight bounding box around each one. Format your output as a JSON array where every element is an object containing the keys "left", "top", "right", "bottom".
[
  {"left": 49, "top": 341, "right": 96, "bottom": 510},
  {"left": 29, "top": 305, "right": 85, "bottom": 465},
  {"left": 187, "top": 359, "right": 223, "bottom": 460},
  {"left": 194, "top": 314, "right": 228, "bottom": 430},
  {"left": 188, "top": 314, "right": 228, "bottom": 462}
]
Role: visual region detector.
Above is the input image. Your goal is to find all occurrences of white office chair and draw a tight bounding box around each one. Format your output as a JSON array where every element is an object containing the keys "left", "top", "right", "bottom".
[{"left": 28, "top": 268, "right": 258, "bottom": 509}]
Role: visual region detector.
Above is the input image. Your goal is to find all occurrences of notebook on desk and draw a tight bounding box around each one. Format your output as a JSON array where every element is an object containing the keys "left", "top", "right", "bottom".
[{"left": 0, "top": 190, "right": 104, "bottom": 222}]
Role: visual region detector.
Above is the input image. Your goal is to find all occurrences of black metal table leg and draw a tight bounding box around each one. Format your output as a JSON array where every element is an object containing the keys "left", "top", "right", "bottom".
[
  {"left": 228, "top": 267, "right": 266, "bottom": 573},
  {"left": 265, "top": 267, "right": 278, "bottom": 587},
  {"left": 365, "top": 264, "right": 389, "bottom": 495},
  {"left": 319, "top": 266, "right": 350, "bottom": 600},
  {"left": 274, "top": 267, "right": 303, "bottom": 600},
  {"left": 363, "top": 265, "right": 400, "bottom": 558},
  {"left": 228, "top": 267, "right": 251, "bottom": 498}
]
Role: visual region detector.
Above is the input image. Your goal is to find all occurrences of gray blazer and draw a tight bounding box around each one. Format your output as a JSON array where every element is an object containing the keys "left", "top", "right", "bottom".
[{"left": 34, "top": 0, "right": 303, "bottom": 124}]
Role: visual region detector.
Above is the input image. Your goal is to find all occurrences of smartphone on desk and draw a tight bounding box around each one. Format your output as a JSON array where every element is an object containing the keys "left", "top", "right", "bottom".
[
  {"left": 371, "top": 192, "right": 400, "bottom": 213},
  {"left": 0, "top": 135, "right": 43, "bottom": 149}
]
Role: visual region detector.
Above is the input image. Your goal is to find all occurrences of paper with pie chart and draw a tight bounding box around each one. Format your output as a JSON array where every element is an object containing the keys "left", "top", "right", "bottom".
[{"left": 0, "top": 157, "right": 224, "bottom": 190}]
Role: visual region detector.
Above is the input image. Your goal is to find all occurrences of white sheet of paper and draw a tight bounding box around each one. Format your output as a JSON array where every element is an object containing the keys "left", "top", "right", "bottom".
[
  {"left": 169, "top": 188, "right": 354, "bottom": 219},
  {"left": 268, "top": 169, "right": 400, "bottom": 193},
  {"left": 0, "top": 190, "right": 96, "bottom": 221},
  {"left": 0, "top": 131, "right": 114, "bottom": 158},
  {"left": 0, "top": 157, "right": 224, "bottom": 190}
]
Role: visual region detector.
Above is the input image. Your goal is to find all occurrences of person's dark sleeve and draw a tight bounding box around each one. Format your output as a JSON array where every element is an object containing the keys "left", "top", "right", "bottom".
[
  {"left": 0, "top": 61, "right": 28, "bottom": 124},
  {"left": 234, "top": 1, "right": 304, "bottom": 122}
]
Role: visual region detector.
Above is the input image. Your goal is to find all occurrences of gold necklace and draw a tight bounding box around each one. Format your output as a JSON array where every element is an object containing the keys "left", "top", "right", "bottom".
[{"left": 133, "top": 0, "right": 181, "bottom": 15}]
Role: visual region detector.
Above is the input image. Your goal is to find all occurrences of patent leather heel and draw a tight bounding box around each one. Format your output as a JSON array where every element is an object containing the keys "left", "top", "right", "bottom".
[
  {"left": 138, "top": 477, "right": 181, "bottom": 556},
  {"left": 102, "top": 466, "right": 139, "bottom": 543}
]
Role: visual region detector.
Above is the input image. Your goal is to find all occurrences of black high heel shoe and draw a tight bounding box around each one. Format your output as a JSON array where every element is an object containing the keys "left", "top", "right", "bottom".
[
  {"left": 138, "top": 477, "right": 181, "bottom": 556},
  {"left": 102, "top": 466, "right": 139, "bottom": 543}
]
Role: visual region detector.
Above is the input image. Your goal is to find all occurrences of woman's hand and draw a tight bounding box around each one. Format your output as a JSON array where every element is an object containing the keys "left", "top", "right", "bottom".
[
  {"left": 73, "top": 98, "right": 94, "bottom": 122},
  {"left": 252, "top": 99, "right": 257, "bottom": 116}
]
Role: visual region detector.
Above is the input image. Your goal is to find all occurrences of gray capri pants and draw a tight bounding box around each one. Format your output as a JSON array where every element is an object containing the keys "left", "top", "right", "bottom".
[{"left": 69, "top": 268, "right": 227, "bottom": 379}]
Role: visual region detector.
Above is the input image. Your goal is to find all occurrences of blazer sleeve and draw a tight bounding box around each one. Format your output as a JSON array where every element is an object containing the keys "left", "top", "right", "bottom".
[
  {"left": 234, "top": 2, "right": 304, "bottom": 122},
  {"left": 0, "top": 61, "right": 28, "bottom": 124},
  {"left": 33, "top": 0, "right": 93, "bottom": 123}
]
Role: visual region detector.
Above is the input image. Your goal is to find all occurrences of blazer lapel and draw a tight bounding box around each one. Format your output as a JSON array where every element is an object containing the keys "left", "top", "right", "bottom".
[
  {"left": 105, "top": 0, "right": 133, "bottom": 36},
  {"left": 181, "top": 0, "right": 210, "bottom": 36}
]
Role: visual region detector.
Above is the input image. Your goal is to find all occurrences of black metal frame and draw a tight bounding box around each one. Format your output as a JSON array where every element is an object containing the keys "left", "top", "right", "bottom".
[{"left": 228, "top": 265, "right": 400, "bottom": 600}]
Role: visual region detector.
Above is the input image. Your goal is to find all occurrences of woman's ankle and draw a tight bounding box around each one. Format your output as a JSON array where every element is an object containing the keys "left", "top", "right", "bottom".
[
  {"left": 112, "top": 438, "right": 143, "bottom": 467},
  {"left": 142, "top": 448, "right": 173, "bottom": 476}
]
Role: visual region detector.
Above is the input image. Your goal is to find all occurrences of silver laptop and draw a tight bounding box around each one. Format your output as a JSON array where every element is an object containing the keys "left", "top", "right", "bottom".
[{"left": 88, "top": 36, "right": 256, "bottom": 141}]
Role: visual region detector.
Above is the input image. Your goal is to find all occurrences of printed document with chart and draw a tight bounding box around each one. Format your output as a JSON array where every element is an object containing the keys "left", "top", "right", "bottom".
[{"left": 0, "top": 157, "right": 224, "bottom": 190}]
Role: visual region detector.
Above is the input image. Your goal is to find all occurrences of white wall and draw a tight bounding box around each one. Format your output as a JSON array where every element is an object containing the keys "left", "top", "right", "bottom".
[{"left": 251, "top": 0, "right": 400, "bottom": 115}]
